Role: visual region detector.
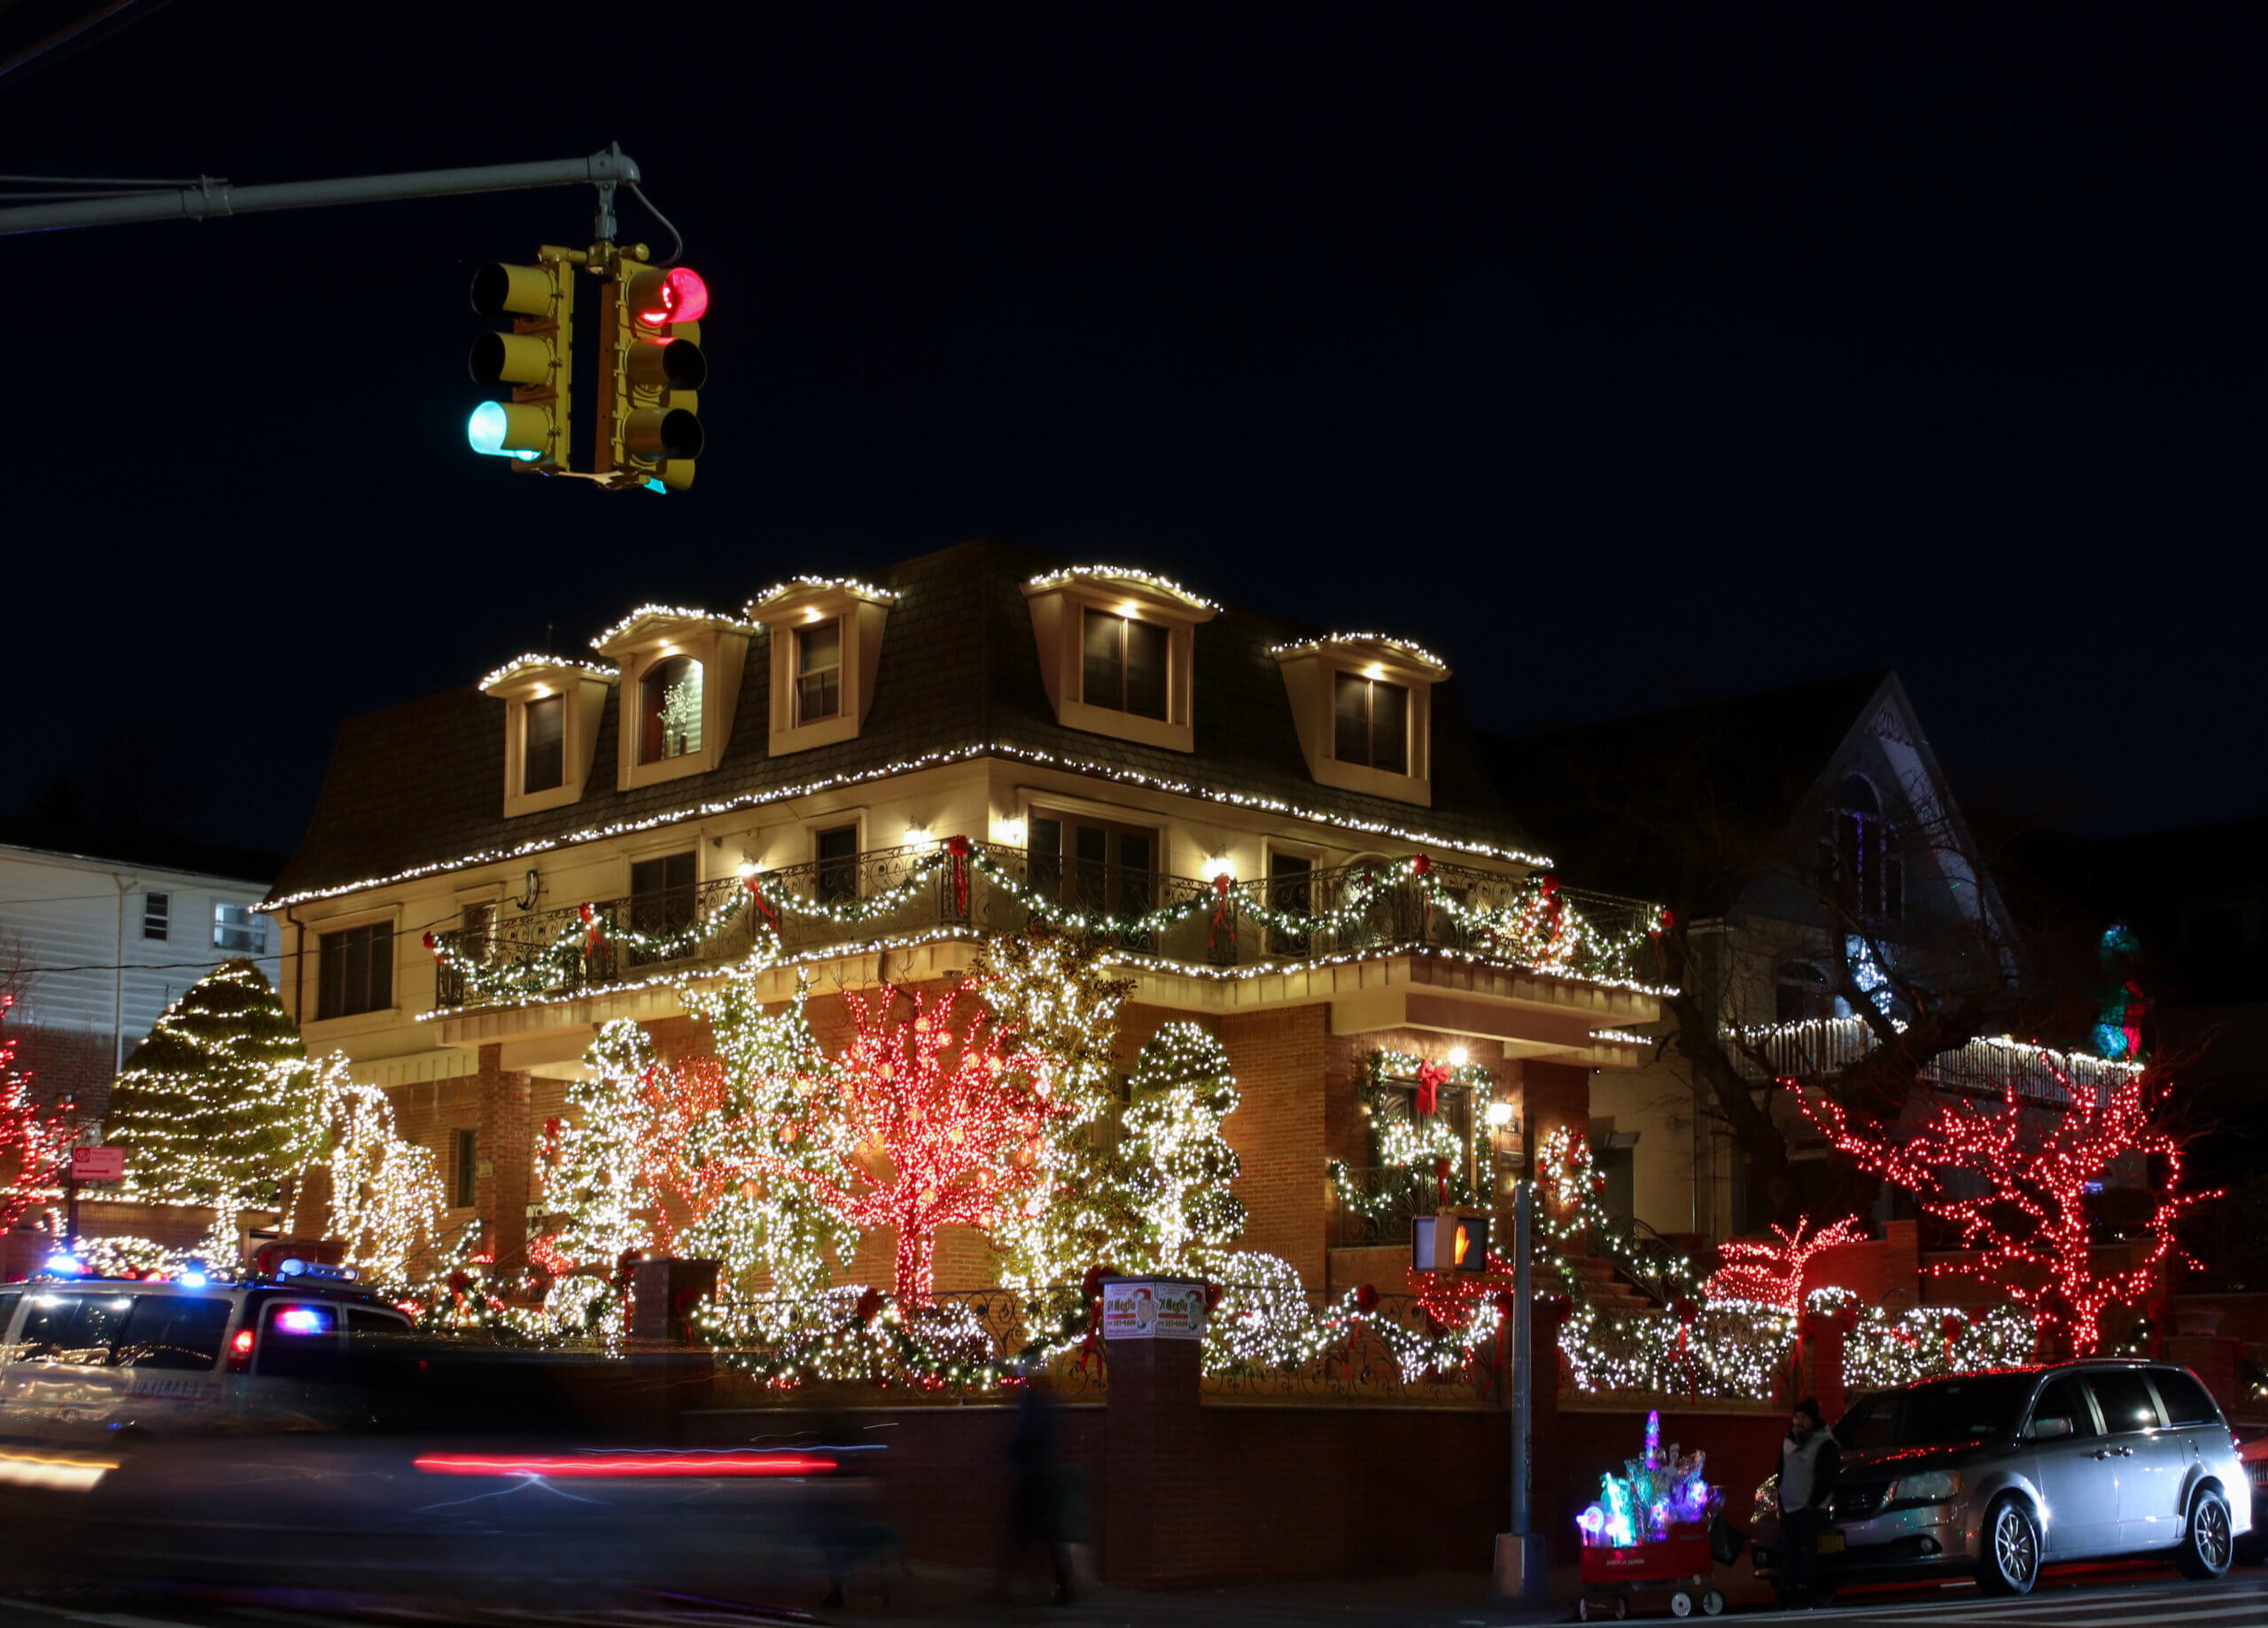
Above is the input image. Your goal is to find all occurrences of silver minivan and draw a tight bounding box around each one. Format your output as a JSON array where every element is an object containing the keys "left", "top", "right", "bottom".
[
  {"left": 0, "top": 1274, "right": 415, "bottom": 1439},
  {"left": 1753, "top": 1361, "right": 2249, "bottom": 1597}
]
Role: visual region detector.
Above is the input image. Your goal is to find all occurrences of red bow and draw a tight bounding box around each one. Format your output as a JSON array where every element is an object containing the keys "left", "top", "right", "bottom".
[
  {"left": 579, "top": 901, "right": 604, "bottom": 958},
  {"left": 1207, "top": 872, "right": 1232, "bottom": 952},
  {"left": 1434, "top": 1156, "right": 1453, "bottom": 1206},
  {"left": 1415, "top": 1058, "right": 1450, "bottom": 1116}
]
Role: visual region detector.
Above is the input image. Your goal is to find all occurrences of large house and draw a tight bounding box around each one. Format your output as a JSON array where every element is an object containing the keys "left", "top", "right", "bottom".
[{"left": 259, "top": 540, "right": 1664, "bottom": 1291}]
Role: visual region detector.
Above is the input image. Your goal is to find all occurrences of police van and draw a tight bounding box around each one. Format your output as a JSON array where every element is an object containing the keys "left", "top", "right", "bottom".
[{"left": 0, "top": 1259, "right": 416, "bottom": 1439}]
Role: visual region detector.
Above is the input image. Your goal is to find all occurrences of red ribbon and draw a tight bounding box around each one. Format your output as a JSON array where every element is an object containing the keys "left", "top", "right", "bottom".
[
  {"left": 1415, "top": 1058, "right": 1450, "bottom": 1116},
  {"left": 579, "top": 902, "right": 603, "bottom": 958},
  {"left": 1207, "top": 872, "right": 1231, "bottom": 952},
  {"left": 1434, "top": 1156, "right": 1453, "bottom": 1207}
]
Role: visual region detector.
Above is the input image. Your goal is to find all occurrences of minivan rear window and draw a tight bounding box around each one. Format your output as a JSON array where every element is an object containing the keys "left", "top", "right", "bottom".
[
  {"left": 113, "top": 1295, "right": 233, "bottom": 1371},
  {"left": 2149, "top": 1368, "right": 2223, "bottom": 1427}
]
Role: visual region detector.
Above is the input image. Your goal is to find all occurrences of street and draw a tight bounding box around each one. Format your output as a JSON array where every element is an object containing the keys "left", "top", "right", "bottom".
[{"left": 5, "top": 1567, "right": 2268, "bottom": 1628}]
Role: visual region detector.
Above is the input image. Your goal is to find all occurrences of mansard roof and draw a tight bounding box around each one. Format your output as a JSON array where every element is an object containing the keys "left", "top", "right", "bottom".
[{"left": 268, "top": 539, "right": 1528, "bottom": 904}]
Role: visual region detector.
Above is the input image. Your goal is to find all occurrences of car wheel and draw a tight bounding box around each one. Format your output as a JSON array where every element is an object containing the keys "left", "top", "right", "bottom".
[
  {"left": 1977, "top": 1494, "right": 2040, "bottom": 1595},
  {"left": 2178, "top": 1486, "right": 2234, "bottom": 1580}
]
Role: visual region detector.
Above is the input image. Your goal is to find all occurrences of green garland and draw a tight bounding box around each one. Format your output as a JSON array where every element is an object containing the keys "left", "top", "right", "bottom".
[
  {"left": 1328, "top": 1049, "right": 1497, "bottom": 1230},
  {"left": 433, "top": 839, "right": 1658, "bottom": 1008}
]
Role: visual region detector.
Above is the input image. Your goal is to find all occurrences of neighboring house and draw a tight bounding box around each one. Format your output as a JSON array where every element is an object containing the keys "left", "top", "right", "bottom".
[
  {"left": 0, "top": 827, "right": 283, "bottom": 1118},
  {"left": 259, "top": 539, "right": 1664, "bottom": 1291},
  {"left": 1490, "top": 671, "right": 2046, "bottom": 1247}
]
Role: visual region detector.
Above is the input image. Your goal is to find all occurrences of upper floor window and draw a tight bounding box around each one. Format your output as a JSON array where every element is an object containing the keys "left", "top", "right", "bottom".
[
  {"left": 1831, "top": 775, "right": 1902, "bottom": 921},
  {"left": 1081, "top": 608, "right": 1169, "bottom": 720},
  {"left": 1022, "top": 568, "right": 1216, "bottom": 753},
  {"left": 815, "top": 824, "right": 860, "bottom": 903},
  {"left": 1775, "top": 960, "right": 1832, "bottom": 1023},
  {"left": 523, "top": 693, "right": 565, "bottom": 793},
  {"left": 640, "top": 655, "right": 705, "bottom": 763},
  {"left": 213, "top": 903, "right": 268, "bottom": 956},
  {"left": 480, "top": 655, "right": 616, "bottom": 818},
  {"left": 796, "top": 618, "right": 843, "bottom": 724},
  {"left": 1268, "top": 850, "right": 1315, "bottom": 957},
  {"left": 318, "top": 921, "right": 393, "bottom": 1019},
  {"left": 141, "top": 892, "right": 170, "bottom": 942},
  {"left": 1333, "top": 671, "right": 1409, "bottom": 773}
]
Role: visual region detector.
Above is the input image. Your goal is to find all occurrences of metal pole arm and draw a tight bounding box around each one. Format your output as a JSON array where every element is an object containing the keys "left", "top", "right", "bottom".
[{"left": 0, "top": 148, "right": 641, "bottom": 236}]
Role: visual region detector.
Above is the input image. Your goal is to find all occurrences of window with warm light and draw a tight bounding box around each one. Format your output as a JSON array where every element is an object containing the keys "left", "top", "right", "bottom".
[
  {"left": 1081, "top": 608, "right": 1169, "bottom": 721},
  {"left": 1333, "top": 671, "right": 1408, "bottom": 773},
  {"left": 796, "top": 618, "right": 843, "bottom": 724},
  {"left": 640, "top": 655, "right": 704, "bottom": 764},
  {"left": 523, "top": 693, "right": 565, "bottom": 793}
]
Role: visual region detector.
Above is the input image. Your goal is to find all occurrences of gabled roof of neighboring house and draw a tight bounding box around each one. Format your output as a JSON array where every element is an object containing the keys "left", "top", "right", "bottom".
[
  {"left": 268, "top": 539, "right": 1530, "bottom": 905},
  {"left": 0, "top": 820, "right": 282, "bottom": 886},
  {"left": 1483, "top": 669, "right": 1902, "bottom": 914}
]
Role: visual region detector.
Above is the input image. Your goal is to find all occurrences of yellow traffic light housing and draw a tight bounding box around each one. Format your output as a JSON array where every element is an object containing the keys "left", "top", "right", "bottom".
[
  {"left": 467, "top": 247, "right": 575, "bottom": 470},
  {"left": 597, "top": 248, "right": 706, "bottom": 491}
]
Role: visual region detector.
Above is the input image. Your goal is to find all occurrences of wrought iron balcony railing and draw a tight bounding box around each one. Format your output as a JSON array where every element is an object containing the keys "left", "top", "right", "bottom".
[{"left": 432, "top": 840, "right": 1665, "bottom": 1012}]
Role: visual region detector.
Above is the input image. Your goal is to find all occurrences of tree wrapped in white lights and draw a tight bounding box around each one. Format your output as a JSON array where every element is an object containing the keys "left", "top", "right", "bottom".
[
  {"left": 532, "top": 1019, "right": 660, "bottom": 1335},
  {"left": 285, "top": 1056, "right": 448, "bottom": 1285},
  {"left": 1121, "top": 1020, "right": 1246, "bottom": 1274},
  {"left": 105, "top": 959, "right": 329, "bottom": 1227}
]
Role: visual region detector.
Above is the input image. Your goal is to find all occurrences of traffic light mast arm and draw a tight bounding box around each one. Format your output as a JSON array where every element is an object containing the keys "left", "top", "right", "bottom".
[{"left": 0, "top": 147, "right": 641, "bottom": 236}]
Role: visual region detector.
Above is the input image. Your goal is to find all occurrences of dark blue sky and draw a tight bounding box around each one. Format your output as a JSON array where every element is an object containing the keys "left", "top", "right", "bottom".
[{"left": 3, "top": 7, "right": 2257, "bottom": 856}]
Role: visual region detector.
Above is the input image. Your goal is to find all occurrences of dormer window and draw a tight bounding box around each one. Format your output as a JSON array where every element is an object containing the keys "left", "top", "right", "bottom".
[
  {"left": 796, "top": 617, "right": 843, "bottom": 724},
  {"left": 748, "top": 578, "right": 897, "bottom": 756},
  {"left": 1023, "top": 566, "right": 1218, "bottom": 753},
  {"left": 1271, "top": 633, "right": 1445, "bottom": 806},
  {"left": 590, "top": 607, "right": 753, "bottom": 791},
  {"left": 481, "top": 655, "right": 616, "bottom": 818},
  {"left": 1082, "top": 607, "right": 1169, "bottom": 720},
  {"left": 1333, "top": 671, "right": 1408, "bottom": 773},
  {"left": 641, "top": 655, "right": 704, "bottom": 762},
  {"left": 523, "top": 694, "right": 565, "bottom": 793}
]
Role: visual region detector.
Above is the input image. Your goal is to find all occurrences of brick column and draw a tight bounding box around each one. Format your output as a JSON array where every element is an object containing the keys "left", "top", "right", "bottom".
[
  {"left": 1100, "top": 1329, "right": 1205, "bottom": 1585},
  {"left": 475, "top": 1043, "right": 533, "bottom": 1270},
  {"left": 1800, "top": 1314, "right": 1846, "bottom": 1423}
]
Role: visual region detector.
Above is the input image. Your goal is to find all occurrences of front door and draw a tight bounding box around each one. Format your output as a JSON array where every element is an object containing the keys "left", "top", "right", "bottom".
[
  {"left": 2025, "top": 1373, "right": 2120, "bottom": 1559},
  {"left": 2083, "top": 1367, "right": 2187, "bottom": 1549}
]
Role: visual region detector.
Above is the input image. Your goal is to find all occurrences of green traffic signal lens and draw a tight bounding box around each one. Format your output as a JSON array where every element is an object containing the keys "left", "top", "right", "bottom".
[{"left": 467, "top": 400, "right": 543, "bottom": 461}]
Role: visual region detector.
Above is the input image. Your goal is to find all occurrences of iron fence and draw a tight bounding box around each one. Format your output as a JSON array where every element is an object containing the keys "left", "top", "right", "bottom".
[{"left": 432, "top": 840, "right": 1662, "bottom": 1011}]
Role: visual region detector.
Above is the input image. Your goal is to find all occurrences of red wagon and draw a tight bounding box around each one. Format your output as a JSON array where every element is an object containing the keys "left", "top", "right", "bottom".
[{"left": 1577, "top": 1525, "right": 1725, "bottom": 1620}]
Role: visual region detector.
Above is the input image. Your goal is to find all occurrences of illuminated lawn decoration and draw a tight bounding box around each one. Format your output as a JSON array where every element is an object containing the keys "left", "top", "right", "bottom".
[
  {"left": 1702, "top": 1213, "right": 1868, "bottom": 1313},
  {"left": 1579, "top": 1410, "right": 1723, "bottom": 1547},
  {"left": 1800, "top": 1059, "right": 2210, "bottom": 1355},
  {"left": 0, "top": 992, "right": 74, "bottom": 1229}
]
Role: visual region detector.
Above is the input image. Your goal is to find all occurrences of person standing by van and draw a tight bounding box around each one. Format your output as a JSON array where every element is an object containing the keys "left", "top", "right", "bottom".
[{"left": 1778, "top": 1396, "right": 1841, "bottom": 1607}]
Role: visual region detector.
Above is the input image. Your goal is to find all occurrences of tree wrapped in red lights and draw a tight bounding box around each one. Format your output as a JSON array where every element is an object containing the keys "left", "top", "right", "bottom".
[
  {"left": 1, "top": 992, "right": 77, "bottom": 1229},
  {"left": 1703, "top": 1213, "right": 1868, "bottom": 1312},
  {"left": 1800, "top": 1066, "right": 2209, "bottom": 1356},
  {"left": 729, "top": 982, "right": 1062, "bottom": 1305}
]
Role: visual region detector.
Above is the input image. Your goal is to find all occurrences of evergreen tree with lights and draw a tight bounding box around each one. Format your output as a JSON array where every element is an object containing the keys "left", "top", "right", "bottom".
[
  {"left": 1121, "top": 1020, "right": 1246, "bottom": 1273},
  {"left": 105, "top": 959, "right": 328, "bottom": 1221},
  {"left": 285, "top": 1056, "right": 447, "bottom": 1285}
]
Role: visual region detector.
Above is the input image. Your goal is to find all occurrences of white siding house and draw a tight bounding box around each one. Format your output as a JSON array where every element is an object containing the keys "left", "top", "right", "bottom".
[{"left": 1, "top": 841, "right": 282, "bottom": 1115}]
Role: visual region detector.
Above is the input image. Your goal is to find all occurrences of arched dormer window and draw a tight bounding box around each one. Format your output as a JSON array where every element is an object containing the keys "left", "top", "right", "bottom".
[
  {"left": 1830, "top": 774, "right": 1902, "bottom": 921},
  {"left": 640, "top": 655, "right": 704, "bottom": 763}
]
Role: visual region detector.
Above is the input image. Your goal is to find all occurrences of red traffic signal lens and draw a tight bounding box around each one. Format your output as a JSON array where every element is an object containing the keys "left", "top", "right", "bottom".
[{"left": 635, "top": 266, "right": 708, "bottom": 327}]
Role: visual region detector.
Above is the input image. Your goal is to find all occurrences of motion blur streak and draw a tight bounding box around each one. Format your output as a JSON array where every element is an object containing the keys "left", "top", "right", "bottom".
[
  {"left": 0, "top": 1450, "right": 117, "bottom": 1492},
  {"left": 412, "top": 1450, "right": 837, "bottom": 1478}
]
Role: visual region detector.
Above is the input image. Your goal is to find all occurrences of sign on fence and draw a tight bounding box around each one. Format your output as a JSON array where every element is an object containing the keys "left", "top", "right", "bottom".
[
  {"left": 71, "top": 1147, "right": 125, "bottom": 1182},
  {"left": 1101, "top": 1277, "right": 1207, "bottom": 1340}
]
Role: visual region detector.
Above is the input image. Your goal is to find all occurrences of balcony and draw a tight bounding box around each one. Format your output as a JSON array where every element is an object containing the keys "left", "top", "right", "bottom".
[{"left": 431, "top": 841, "right": 1663, "bottom": 1012}]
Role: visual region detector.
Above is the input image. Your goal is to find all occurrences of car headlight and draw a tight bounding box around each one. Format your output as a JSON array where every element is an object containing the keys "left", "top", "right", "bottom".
[
  {"left": 1886, "top": 1469, "right": 1961, "bottom": 1504},
  {"left": 1754, "top": 1473, "right": 1780, "bottom": 1523}
]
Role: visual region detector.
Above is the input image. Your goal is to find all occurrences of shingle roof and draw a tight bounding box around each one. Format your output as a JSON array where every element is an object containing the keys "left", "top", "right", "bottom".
[
  {"left": 269, "top": 539, "right": 1529, "bottom": 903},
  {"left": 1483, "top": 670, "right": 1894, "bottom": 912}
]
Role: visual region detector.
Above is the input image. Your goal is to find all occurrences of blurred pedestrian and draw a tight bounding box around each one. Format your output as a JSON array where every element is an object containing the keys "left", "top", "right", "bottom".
[
  {"left": 806, "top": 1414, "right": 899, "bottom": 1612},
  {"left": 1777, "top": 1395, "right": 1840, "bottom": 1609},
  {"left": 998, "top": 1357, "right": 1076, "bottom": 1605}
]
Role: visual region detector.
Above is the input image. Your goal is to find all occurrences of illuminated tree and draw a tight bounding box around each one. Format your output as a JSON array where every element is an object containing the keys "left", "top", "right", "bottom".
[
  {"left": 284, "top": 1056, "right": 447, "bottom": 1284},
  {"left": 534, "top": 1019, "right": 659, "bottom": 1275},
  {"left": 105, "top": 959, "right": 328, "bottom": 1220},
  {"left": 1800, "top": 1066, "right": 2208, "bottom": 1354},
  {"left": 731, "top": 981, "right": 1060, "bottom": 1304},
  {"left": 1, "top": 991, "right": 76, "bottom": 1229},
  {"left": 1703, "top": 1213, "right": 1868, "bottom": 1312},
  {"left": 1121, "top": 1021, "right": 1246, "bottom": 1273}
]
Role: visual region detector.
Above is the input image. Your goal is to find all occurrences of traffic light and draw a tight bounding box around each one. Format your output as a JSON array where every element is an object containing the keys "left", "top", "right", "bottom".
[
  {"left": 466, "top": 247, "right": 574, "bottom": 470},
  {"left": 599, "top": 252, "right": 706, "bottom": 492}
]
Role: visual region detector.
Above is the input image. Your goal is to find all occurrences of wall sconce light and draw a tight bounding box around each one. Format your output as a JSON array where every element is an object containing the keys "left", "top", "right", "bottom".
[
  {"left": 1447, "top": 1045, "right": 1469, "bottom": 1067},
  {"left": 905, "top": 826, "right": 936, "bottom": 852},
  {"left": 996, "top": 817, "right": 1027, "bottom": 847},
  {"left": 1200, "top": 856, "right": 1237, "bottom": 882},
  {"left": 1486, "top": 1100, "right": 1515, "bottom": 1129}
]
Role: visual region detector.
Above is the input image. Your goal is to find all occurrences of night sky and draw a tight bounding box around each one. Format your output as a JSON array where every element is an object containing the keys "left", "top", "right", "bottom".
[{"left": 4, "top": 8, "right": 2257, "bottom": 858}]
